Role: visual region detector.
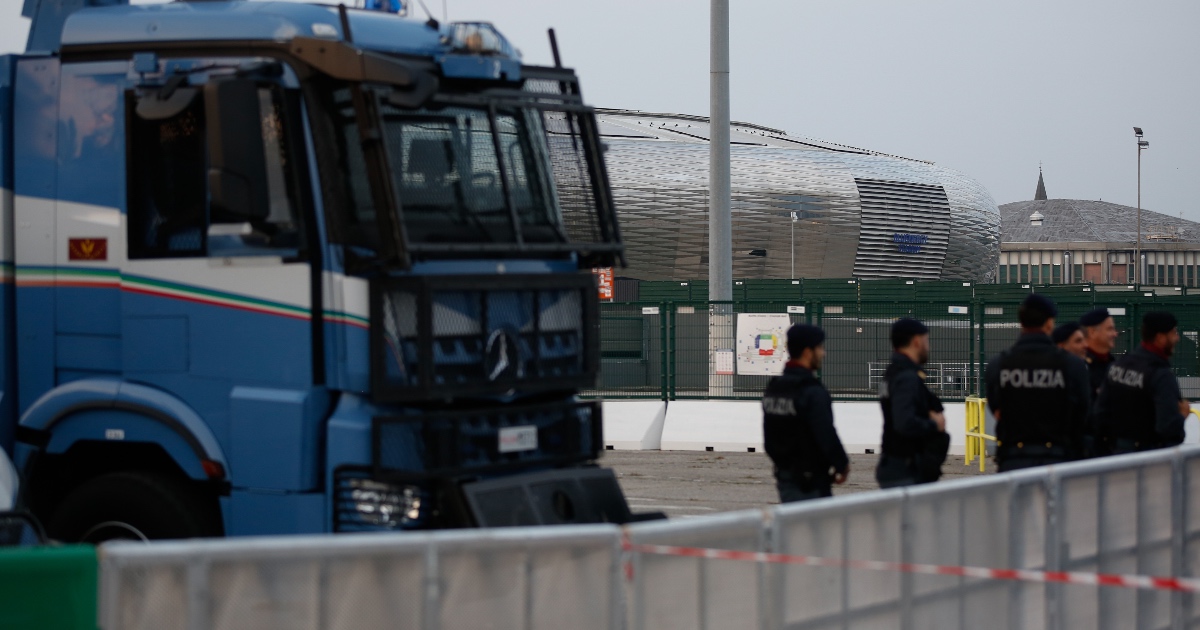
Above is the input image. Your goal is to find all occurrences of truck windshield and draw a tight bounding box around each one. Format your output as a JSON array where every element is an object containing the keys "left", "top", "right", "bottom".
[{"left": 332, "top": 90, "right": 563, "bottom": 249}]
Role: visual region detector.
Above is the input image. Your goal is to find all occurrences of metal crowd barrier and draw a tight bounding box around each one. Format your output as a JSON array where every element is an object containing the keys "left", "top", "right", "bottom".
[
  {"left": 99, "top": 526, "right": 623, "bottom": 630},
  {"left": 99, "top": 446, "right": 1200, "bottom": 630}
]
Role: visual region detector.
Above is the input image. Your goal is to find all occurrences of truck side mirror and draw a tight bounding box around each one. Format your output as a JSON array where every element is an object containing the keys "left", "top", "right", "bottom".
[
  {"left": 135, "top": 85, "right": 199, "bottom": 121},
  {"left": 204, "top": 78, "right": 269, "bottom": 222}
]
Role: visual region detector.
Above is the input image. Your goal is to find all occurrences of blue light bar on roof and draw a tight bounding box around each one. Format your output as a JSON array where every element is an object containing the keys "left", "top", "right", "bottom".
[
  {"left": 437, "top": 22, "right": 522, "bottom": 81},
  {"left": 444, "top": 22, "right": 519, "bottom": 59},
  {"left": 362, "top": 0, "right": 406, "bottom": 14}
]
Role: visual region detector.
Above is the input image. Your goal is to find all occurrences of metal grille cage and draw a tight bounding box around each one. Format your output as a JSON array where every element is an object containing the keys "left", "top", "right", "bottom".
[
  {"left": 520, "top": 67, "right": 622, "bottom": 266},
  {"left": 371, "top": 273, "right": 600, "bottom": 402},
  {"left": 410, "top": 66, "right": 623, "bottom": 268}
]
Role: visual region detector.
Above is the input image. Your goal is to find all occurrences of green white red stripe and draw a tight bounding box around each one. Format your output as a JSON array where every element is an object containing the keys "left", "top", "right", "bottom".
[{"left": 14, "top": 266, "right": 367, "bottom": 328}]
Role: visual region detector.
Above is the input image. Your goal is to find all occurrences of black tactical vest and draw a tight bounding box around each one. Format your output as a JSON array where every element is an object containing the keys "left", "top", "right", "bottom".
[
  {"left": 994, "top": 344, "right": 1074, "bottom": 452},
  {"left": 879, "top": 358, "right": 930, "bottom": 459},
  {"left": 1101, "top": 350, "right": 1160, "bottom": 445},
  {"left": 762, "top": 371, "right": 822, "bottom": 474}
]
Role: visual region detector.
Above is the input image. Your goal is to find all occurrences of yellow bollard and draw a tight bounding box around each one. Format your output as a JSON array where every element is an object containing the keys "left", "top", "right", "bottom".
[{"left": 964, "top": 397, "right": 996, "bottom": 473}]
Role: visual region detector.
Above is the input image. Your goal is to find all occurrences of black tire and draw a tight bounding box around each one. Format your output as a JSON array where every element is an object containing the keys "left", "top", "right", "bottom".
[{"left": 46, "top": 471, "right": 222, "bottom": 544}]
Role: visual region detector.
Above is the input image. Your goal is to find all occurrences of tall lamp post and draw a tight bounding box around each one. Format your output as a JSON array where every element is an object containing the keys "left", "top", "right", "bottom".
[{"left": 1134, "top": 127, "right": 1149, "bottom": 284}]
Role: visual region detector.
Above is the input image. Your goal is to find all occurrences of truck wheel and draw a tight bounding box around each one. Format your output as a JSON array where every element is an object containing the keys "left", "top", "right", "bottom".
[{"left": 46, "top": 471, "right": 222, "bottom": 543}]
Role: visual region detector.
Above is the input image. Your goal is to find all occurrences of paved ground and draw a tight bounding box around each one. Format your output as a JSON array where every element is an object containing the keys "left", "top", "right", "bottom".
[{"left": 601, "top": 450, "right": 992, "bottom": 518}]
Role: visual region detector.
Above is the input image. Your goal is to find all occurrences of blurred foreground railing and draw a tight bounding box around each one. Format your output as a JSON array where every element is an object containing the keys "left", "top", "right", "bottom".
[{"left": 100, "top": 446, "right": 1200, "bottom": 630}]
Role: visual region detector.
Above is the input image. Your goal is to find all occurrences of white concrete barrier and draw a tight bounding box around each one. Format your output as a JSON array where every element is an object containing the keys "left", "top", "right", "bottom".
[
  {"left": 641, "top": 400, "right": 969, "bottom": 455},
  {"left": 600, "top": 401, "right": 666, "bottom": 450},
  {"left": 659, "top": 401, "right": 763, "bottom": 452}
]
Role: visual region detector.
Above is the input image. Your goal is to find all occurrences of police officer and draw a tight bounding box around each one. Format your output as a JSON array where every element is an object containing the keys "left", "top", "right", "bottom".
[
  {"left": 876, "top": 318, "right": 950, "bottom": 488},
  {"left": 1080, "top": 308, "right": 1119, "bottom": 397},
  {"left": 1052, "top": 321, "right": 1087, "bottom": 359},
  {"left": 762, "top": 324, "right": 850, "bottom": 502},
  {"left": 985, "top": 294, "right": 1090, "bottom": 471},
  {"left": 1093, "top": 311, "right": 1189, "bottom": 454},
  {"left": 1080, "top": 307, "right": 1119, "bottom": 456}
]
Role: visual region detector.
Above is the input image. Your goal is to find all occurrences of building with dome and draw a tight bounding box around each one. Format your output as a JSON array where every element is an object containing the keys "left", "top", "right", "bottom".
[
  {"left": 596, "top": 109, "right": 1001, "bottom": 283},
  {"left": 999, "top": 172, "right": 1200, "bottom": 286}
]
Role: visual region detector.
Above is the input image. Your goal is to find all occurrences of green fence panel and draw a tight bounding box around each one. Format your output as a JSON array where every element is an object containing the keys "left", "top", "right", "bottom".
[
  {"left": 741, "top": 278, "right": 803, "bottom": 301},
  {"left": 914, "top": 281, "right": 975, "bottom": 302},
  {"left": 973, "top": 283, "right": 1034, "bottom": 302},
  {"left": 591, "top": 302, "right": 667, "bottom": 399},
  {"left": 592, "top": 282, "right": 1200, "bottom": 401},
  {"left": 803, "top": 278, "right": 859, "bottom": 301},
  {"left": 857, "top": 279, "right": 917, "bottom": 301},
  {"left": 0, "top": 544, "right": 97, "bottom": 630}
]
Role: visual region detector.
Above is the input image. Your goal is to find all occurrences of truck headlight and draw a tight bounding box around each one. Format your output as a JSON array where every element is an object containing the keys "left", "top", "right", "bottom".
[{"left": 347, "top": 479, "right": 423, "bottom": 526}]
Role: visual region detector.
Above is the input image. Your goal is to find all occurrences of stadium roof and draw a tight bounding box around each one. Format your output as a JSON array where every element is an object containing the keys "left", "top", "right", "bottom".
[
  {"left": 1000, "top": 199, "right": 1200, "bottom": 245},
  {"left": 594, "top": 109, "right": 931, "bottom": 164}
]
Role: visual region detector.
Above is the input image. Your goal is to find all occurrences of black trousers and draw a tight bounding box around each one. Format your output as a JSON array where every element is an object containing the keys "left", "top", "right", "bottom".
[
  {"left": 775, "top": 470, "right": 832, "bottom": 503},
  {"left": 997, "top": 445, "right": 1068, "bottom": 472},
  {"left": 997, "top": 456, "right": 1068, "bottom": 473}
]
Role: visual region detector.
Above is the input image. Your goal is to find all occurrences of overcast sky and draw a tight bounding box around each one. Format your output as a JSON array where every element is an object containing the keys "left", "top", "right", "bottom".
[{"left": 2, "top": 0, "right": 1197, "bottom": 221}]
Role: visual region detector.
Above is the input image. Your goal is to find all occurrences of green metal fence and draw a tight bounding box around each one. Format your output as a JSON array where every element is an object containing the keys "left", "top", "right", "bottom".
[{"left": 589, "top": 280, "right": 1200, "bottom": 401}]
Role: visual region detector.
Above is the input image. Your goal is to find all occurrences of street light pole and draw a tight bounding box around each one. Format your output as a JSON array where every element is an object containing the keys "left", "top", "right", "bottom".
[{"left": 1134, "top": 127, "right": 1149, "bottom": 284}]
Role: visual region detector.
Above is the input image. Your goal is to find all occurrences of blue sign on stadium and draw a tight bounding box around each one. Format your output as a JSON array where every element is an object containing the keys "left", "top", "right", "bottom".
[{"left": 893, "top": 233, "right": 928, "bottom": 254}]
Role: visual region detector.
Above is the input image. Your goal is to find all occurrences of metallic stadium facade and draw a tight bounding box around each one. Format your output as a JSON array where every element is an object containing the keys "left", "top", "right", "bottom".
[{"left": 596, "top": 110, "right": 1000, "bottom": 282}]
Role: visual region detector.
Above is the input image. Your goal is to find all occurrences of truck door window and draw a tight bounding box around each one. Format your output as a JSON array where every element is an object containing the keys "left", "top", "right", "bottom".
[
  {"left": 127, "top": 92, "right": 207, "bottom": 257},
  {"left": 127, "top": 83, "right": 302, "bottom": 259}
]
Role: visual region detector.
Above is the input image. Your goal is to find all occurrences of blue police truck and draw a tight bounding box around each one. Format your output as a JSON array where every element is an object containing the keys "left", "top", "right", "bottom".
[{"left": 0, "top": 0, "right": 638, "bottom": 541}]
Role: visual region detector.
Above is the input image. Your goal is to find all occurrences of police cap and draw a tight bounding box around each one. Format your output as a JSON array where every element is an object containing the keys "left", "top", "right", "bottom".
[
  {"left": 1018, "top": 293, "right": 1058, "bottom": 328},
  {"left": 1051, "top": 321, "right": 1081, "bottom": 345},
  {"left": 1079, "top": 308, "right": 1110, "bottom": 327},
  {"left": 786, "top": 324, "right": 825, "bottom": 356},
  {"left": 890, "top": 318, "right": 929, "bottom": 349},
  {"left": 1142, "top": 311, "right": 1178, "bottom": 341}
]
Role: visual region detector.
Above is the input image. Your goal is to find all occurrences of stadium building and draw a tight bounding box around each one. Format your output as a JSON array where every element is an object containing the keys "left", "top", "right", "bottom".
[
  {"left": 999, "top": 171, "right": 1200, "bottom": 287},
  {"left": 596, "top": 109, "right": 1001, "bottom": 283}
]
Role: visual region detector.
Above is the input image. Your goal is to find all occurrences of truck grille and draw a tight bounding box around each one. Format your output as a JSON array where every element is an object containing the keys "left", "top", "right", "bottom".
[
  {"left": 370, "top": 273, "right": 599, "bottom": 402},
  {"left": 372, "top": 400, "right": 602, "bottom": 477}
]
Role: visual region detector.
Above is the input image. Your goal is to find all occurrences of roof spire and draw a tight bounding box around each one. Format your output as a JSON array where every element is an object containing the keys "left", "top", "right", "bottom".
[{"left": 1034, "top": 165, "right": 1048, "bottom": 201}]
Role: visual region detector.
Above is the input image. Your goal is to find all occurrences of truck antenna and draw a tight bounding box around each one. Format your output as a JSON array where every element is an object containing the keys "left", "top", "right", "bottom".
[
  {"left": 338, "top": 4, "right": 354, "bottom": 43},
  {"left": 547, "top": 28, "right": 562, "bottom": 68}
]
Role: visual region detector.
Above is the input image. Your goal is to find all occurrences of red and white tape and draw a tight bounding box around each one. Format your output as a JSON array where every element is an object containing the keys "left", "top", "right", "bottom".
[{"left": 622, "top": 539, "right": 1200, "bottom": 593}]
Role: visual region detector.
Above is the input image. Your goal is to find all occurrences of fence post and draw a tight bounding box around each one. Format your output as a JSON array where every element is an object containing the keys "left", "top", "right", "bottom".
[
  {"left": 900, "top": 493, "right": 914, "bottom": 630},
  {"left": 970, "top": 299, "right": 979, "bottom": 395},
  {"left": 1170, "top": 450, "right": 1186, "bottom": 630},
  {"left": 660, "top": 301, "right": 670, "bottom": 402},
  {"left": 1129, "top": 300, "right": 1140, "bottom": 356},
  {"left": 979, "top": 303, "right": 988, "bottom": 398},
  {"left": 1045, "top": 471, "right": 1064, "bottom": 630}
]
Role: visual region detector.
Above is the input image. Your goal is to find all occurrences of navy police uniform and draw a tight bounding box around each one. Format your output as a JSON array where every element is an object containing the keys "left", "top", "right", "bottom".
[
  {"left": 984, "top": 294, "right": 1090, "bottom": 471},
  {"left": 1080, "top": 308, "right": 1118, "bottom": 396},
  {"left": 1093, "top": 312, "right": 1186, "bottom": 454},
  {"left": 1080, "top": 308, "right": 1117, "bottom": 456},
  {"left": 762, "top": 325, "right": 849, "bottom": 502},
  {"left": 985, "top": 333, "right": 1090, "bottom": 470},
  {"left": 876, "top": 319, "right": 950, "bottom": 488},
  {"left": 762, "top": 365, "right": 848, "bottom": 501}
]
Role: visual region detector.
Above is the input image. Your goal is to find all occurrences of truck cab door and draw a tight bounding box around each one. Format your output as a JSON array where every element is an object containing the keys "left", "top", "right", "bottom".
[{"left": 120, "top": 67, "right": 328, "bottom": 524}]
